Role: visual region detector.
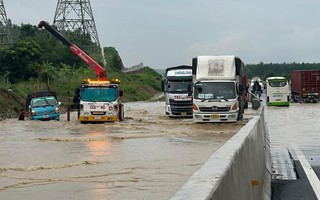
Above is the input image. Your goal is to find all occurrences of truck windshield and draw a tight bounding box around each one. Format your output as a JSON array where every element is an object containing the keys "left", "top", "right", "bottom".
[
  {"left": 81, "top": 87, "right": 117, "bottom": 102},
  {"left": 166, "top": 80, "right": 191, "bottom": 93},
  {"left": 31, "top": 97, "right": 58, "bottom": 107},
  {"left": 194, "top": 82, "right": 236, "bottom": 100}
]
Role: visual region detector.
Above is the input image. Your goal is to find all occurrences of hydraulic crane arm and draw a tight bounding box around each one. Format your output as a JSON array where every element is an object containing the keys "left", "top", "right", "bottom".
[{"left": 38, "top": 21, "right": 107, "bottom": 81}]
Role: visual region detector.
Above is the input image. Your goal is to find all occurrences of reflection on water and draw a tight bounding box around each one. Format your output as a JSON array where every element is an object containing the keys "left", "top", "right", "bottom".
[
  {"left": 265, "top": 102, "right": 320, "bottom": 166},
  {"left": 0, "top": 101, "right": 248, "bottom": 200},
  {"left": 86, "top": 131, "right": 112, "bottom": 157}
]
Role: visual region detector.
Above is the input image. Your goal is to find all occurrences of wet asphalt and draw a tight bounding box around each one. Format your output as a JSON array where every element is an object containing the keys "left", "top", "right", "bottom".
[
  {"left": 272, "top": 161, "right": 320, "bottom": 200},
  {"left": 264, "top": 96, "right": 320, "bottom": 200}
]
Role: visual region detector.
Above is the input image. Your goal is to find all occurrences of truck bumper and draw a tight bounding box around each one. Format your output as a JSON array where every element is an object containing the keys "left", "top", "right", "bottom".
[
  {"left": 193, "top": 112, "right": 238, "bottom": 122},
  {"left": 79, "top": 115, "right": 118, "bottom": 122},
  {"left": 165, "top": 104, "right": 193, "bottom": 117},
  {"left": 31, "top": 113, "right": 60, "bottom": 121}
]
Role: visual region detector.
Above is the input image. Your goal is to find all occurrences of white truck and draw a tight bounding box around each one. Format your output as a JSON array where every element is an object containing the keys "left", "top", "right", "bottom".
[
  {"left": 161, "top": 65, "right": 193, "bottom": 117},
  {"left": 191, "top": 55, "right": 246, "bottom": 122}
]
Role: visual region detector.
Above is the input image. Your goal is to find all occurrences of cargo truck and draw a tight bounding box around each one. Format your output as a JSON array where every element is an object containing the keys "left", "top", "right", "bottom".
[
  {"left": 291, "top": 70, "right": 320, "bottom": 103},
  {"left": 191, "top": 55, "right": 246, "bottom": 122},
  {"left": 161, "top": 65, "right": 193, "bottom": 117},
  {"left": 26, "top": 91, "right": 61, "bottom": 121}
]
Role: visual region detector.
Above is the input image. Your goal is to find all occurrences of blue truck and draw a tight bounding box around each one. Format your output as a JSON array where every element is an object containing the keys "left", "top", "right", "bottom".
[{"left": 26, "top": 91, "right": 61, "bottom": 121}]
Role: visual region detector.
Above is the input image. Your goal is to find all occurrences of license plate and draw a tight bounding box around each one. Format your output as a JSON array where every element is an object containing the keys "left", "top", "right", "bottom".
[
  {"left": 211, "top": 114, "right": 219, "bottom": 119},
  {"left": 273, "top": 94, "right": 283, "bottom": 97},
  {"left": 181, "top": 112, "right": 187, "bottom": 116},
  {"left": 95, "top": 116, "right": 101, "bottom": 120},
  {"left": 43, "top": 115, "right": 49, "bottom": 118}
]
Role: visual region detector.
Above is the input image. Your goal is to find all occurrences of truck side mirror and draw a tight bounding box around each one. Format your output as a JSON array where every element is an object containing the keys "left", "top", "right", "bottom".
[
  {"left": 119, "top": 90, "right": 124, "bottom": 97},
  {"left": 161, "top": 80, "right": 165, "bottom": 92}
]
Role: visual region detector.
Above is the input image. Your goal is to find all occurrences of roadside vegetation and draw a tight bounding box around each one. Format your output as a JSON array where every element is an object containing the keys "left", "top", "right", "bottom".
[
  {"left": 0, "top": 23, "right": 162, "bottom": 119},
  {"left": 245, "top": 62, "right": 320, "bottom": 81}
]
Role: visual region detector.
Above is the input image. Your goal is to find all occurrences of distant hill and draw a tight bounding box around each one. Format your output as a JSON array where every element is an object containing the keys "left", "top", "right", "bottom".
[{"left": 153, "top": 69, "right": 166, "bottom": 78}]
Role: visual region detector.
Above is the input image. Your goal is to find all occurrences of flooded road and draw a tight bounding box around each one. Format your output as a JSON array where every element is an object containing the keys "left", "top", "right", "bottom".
[
  {"left": 265, "top": 100, "right": 320, "bottom": 199},
  {"left": 265, "top": 102, "right": 320, "bottom": 167},
  {"left": 0, "top": 101, "right": 252, "bottom": 200}
]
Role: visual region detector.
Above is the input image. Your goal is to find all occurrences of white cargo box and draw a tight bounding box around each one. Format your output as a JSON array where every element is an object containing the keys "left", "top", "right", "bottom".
[{"left": 195, "top": 55, "right": 236, "bottom": 80}]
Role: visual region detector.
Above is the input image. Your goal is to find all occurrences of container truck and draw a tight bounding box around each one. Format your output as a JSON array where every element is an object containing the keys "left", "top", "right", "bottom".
[
  {"left": 161, "top": 65, "right": 193, "bottom": 117},
  {"left": 291, "top": 70, "right": 320, "bottom": 103},
  {"left": 191, "top": 55, "right": 246, "bottom": 122}
]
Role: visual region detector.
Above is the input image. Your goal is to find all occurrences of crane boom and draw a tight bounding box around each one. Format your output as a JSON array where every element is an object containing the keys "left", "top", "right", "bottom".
[{"left": 38, "top": 21, "right": 107, "bottom": 81}]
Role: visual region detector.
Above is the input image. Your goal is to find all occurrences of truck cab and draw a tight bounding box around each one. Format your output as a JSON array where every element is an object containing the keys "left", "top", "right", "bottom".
[
  {"left": 76, "top": 79, "right": 124, "bottom": 123},
  {"left": 161, "top": 65, "right": 193, "bottom": 117},
  {"left": 192, "top": 55, "right": 246, "bottom": 122},
  {"left": 29, "top": 96, "right": 61, "bottom": 121}
]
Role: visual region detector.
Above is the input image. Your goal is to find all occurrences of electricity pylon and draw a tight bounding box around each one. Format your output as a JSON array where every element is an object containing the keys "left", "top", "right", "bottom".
[
  {"left": 53, "top": 0, "right": 105, "bottom": 65},
  {"left": 0, "top": 0, "right": 12, "bottom": 46}
]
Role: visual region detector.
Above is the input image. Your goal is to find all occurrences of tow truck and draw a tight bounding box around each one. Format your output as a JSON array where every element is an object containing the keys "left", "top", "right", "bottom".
[{"left": 38, "top": 21, "right": 124, "bottom": 122}]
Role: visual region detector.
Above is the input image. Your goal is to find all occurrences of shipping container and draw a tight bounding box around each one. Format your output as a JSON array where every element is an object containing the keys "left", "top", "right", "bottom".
[{"left": 290, "top": 70, "right": 320, "bottom": 102}]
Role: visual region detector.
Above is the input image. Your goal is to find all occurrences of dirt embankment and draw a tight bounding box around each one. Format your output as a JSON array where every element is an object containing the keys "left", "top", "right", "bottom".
[{"left": 0, "top": 89, "right": 25, "bottom": 120}]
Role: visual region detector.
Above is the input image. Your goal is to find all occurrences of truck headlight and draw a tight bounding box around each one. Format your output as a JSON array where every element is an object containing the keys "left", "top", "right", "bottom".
[
  {"left": 31, "top": 110, "right": 36, "bottom": 116},
  {"left": 55, "top": 107, "right": 59, "bottom": 113},
  {"left": 165, "top": 105, "right": 171, "bottom": 112},
  {"left": 231, "top": 103, "right": 238, "bottom": 111}
]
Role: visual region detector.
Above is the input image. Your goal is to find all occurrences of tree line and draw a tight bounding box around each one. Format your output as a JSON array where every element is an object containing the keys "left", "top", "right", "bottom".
[
  {"left": 0, "top": 22, "right": 163, "bottom": 104},
  {"left": 245, "top": 62, "right": 320, "bottom": 81},
  {"left": 0, "top": 22, "right": 124, "bottom": 84}
]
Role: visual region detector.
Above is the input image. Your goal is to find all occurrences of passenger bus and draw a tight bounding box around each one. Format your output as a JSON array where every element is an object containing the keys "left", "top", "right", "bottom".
[{"left": 266, "top": 76, "right": 290, "bottom": 106}]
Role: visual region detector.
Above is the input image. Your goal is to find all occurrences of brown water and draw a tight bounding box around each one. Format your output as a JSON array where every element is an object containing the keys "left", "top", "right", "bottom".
[{"left": 0, "top": 101, "right": 251, "bottom": 200}]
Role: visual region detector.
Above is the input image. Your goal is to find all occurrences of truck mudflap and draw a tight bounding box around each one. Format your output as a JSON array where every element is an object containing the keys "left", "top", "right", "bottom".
[{"left": 193, "top": 112, "right": 238, "bottom": 122}]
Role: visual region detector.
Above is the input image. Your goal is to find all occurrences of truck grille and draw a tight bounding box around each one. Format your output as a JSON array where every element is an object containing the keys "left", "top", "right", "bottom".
[
  {"left": 199, "top": 106, "right": 231, "bottom": 112},
  {"left": 169, "top": 99, "right": 193, "bottom": 115}
]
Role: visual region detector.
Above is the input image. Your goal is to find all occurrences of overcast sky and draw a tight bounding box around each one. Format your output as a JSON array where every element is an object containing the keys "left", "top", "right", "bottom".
[{"left": 5, "top": 0, "right": 320, "bottom": 69}]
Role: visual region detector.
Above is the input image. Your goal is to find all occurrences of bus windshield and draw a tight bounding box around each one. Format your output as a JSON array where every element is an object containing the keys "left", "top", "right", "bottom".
[
  {"left": 268, "top": 80, "right": 287, "bottom": 87},
  {"left": 194, "top": 82, "right": 236, "bottom": 100},
  {"left": 166, "top": 80, "right": 192, "bottom": 93},
  {"left": 81, "top": 87, "right": 117, "bottom": 102}
]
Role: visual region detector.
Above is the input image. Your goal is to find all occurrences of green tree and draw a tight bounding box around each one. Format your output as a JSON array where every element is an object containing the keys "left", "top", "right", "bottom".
[
  {"left": 104, "top": 47, "right": 124, "bottom": 70},
  {"left": 0, "top": 40, "right": 43, "bottom": 83}
]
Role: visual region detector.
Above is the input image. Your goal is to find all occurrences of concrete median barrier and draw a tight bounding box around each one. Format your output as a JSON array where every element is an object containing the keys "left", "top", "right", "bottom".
[{"left": 170, "top": 106, "right": 271, "bottom": 200}]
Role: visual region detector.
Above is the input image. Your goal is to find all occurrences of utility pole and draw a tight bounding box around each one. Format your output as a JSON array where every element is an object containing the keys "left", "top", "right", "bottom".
[
  {"left": 53, "top": 0, "right": 105, "bottom": 65},
  {"left": 0, "top": 0, "right": 12, "bottom": 46}
]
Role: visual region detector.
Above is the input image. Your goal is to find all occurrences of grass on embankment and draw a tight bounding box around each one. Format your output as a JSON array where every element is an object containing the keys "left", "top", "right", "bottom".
[{"left": 0, "top": 66, "right": 163, "bottom": 119}]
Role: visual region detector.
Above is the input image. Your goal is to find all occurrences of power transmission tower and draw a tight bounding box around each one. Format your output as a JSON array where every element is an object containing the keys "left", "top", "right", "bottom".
[
  {"left": 0, "top": 0, "right": 12, "bottom": 46},
  {"left": 53, "top": 0, "right": 105, "bottom": 65}
]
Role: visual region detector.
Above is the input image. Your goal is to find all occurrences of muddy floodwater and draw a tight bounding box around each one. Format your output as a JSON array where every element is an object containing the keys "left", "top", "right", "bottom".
[{"left": 0, "top": 101, "right": 253, "bottom": 200}]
